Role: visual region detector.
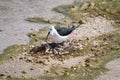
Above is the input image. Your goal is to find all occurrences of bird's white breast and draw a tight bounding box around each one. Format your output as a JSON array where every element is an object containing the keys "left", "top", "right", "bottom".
[{"left": 49, "top": 29, "right": 68, "bottom": 43}]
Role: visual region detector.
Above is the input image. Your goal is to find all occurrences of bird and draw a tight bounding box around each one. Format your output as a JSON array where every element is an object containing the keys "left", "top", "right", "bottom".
[{"left": 46, "top": 25, "right": 80, "bottom": 43}]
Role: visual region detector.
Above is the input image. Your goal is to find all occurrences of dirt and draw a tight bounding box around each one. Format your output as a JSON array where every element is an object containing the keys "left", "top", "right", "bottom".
[
  {"left": 69, "top": 16, "right": 116, "bottom": 40},
  {"left": 0, "top": 60, "right": 45, "bottom": 78}
]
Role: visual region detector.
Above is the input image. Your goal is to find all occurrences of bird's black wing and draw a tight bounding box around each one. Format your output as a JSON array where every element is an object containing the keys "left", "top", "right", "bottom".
[{"left": 55, "top": 27, "right": 76, "bottom": 36}]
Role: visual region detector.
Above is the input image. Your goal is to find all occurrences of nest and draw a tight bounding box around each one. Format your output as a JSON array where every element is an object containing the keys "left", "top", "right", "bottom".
[{"left": 29, "top": 40, "right": 85, "bottom": 55}]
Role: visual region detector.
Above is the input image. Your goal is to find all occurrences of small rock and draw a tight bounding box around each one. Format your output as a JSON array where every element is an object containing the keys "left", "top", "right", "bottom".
[
  {"left": 71, "top": 66, "right": 77, "bottom": 70},
  {"left": 7, "top": 75, "right": 11, "bottom": 78},
  {"left": 21, "top": 71, "right": 27, "bottom": 74},
  {"left": 80, "top": 3, "right": 89, "bottom": 10},
  {"left": 94, "top": 52, "right": 99, "bottom": 56},
  {"left": 105, "top": 9, "right": 110, "bottom": 12},
  {"left": 26, "top": 57, "right": 33, "bottom": 62},
  {"left": 103, "top": 42, "right": 109, "bottom": 45},
  {"left": 63, "top": 72, "right": 69, "bottom": 76},
  {"left": 70, "top": 6, "right": 78, "bottom": 12},
  {"left": 91, "top": 48, "right": 95, "bottom": 51},
  {"left": 86, "top": 37, "right": 89, "bottom": 40},
  {"left": 0, "top": 74, "right": 5, "bottom": 76},
  {"left": 103, "top": 38, "right": 107, "bottom": 41},
  {"left": 19, "top": 57, "right": 23, "bottom": 60},
  {"left": 62, "top": 18, "right": 67, "bottom": 22},
  {"left": 10, "top": 56, "right": 15, "bottom": 61},
  {"left": 5, "top": 71, "right": 8, "bottom": 73},
  {"left": 30, "top": 45, "right": 35, "bottom": 48},
  {"left": 89, "top": 2, "right": 95, "bottom": 9},
  {"left": 48, "top": 20, "right": 53, "bottom": 24},
  {"left": 85, "top": 63, "right": 90, "bottom": 67},
  {"left": 31, "top": 33, "right": 37, "bottom": 36},
  {"left": 85, "top": 58, "right": 91, "bottom": 63},
  {"left": 79, "top": 19, "right": 85, "bottom": 24},
  {"left": 44, "top": 69, "right": 49, "bottom": 73},
  {"left": 30, "top": 68, "right": 34, "bottom": 70},
  {"left": 30, "top": 28, "right": 34, "bottom": 30},
  {"left": 53, "top": 49, "right": 59, "bottom": 54},
  {"left": 79, "top": 44, "right": 83, "bottom": 50},
  {"left": 36, "top": 60, "right": 45, "bottom": 65}
]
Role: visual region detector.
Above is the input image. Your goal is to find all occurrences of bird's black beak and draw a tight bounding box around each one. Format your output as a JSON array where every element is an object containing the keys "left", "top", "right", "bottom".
[{"left": 46, "top": 31, "right": 50, "bottom": 41}]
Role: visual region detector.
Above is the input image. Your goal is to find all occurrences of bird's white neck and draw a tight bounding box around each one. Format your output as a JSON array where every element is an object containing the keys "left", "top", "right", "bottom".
[{"left": 49, "top": 28, "right": 68, "bottom": 43}]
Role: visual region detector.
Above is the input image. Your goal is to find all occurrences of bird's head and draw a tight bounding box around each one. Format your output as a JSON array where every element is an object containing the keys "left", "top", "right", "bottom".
[
  {"left": 46, "top": 26, "right": 55, "bottom": 41},
  {"left": 48, "top": 25, "right": 54, "bottom": 32}
]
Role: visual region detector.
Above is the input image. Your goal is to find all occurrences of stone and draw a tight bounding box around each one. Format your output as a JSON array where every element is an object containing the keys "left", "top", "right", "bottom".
[
  {"left": 0, "top": 74, "right": 5, "bottom": 76},
  {"left": 21, "top": 71, "right": 27, "bottom": 74},
  {"left": 80, "top": 3, "right": 89, "bottom": 10},
  {"left": 10, "top": 56, "right": 15, "bottom": 61},
  {"left": 90, "top": 2, "right": 95, "bottom": 9}
]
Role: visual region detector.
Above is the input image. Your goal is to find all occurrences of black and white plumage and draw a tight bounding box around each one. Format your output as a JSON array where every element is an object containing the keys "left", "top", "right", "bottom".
[{"left": 46, "top": 25, "right": 79, "bottom": 43}]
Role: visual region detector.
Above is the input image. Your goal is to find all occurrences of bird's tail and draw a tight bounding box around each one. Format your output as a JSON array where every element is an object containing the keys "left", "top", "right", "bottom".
[
  {"left": 72, "top": 20, "right": 84, "bottom": 29},
  {"left": 72, "top": 24, "right": 80, "bottom": 30}
]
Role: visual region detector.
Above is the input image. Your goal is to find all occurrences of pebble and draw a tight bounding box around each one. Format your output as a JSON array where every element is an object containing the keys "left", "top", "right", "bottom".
[
  {"left": 10, "top": 56, "right": 15, "bottom": 61},
  {"left": 19, "top": 57, "right": 23, "bottom": 60},
  {"left": 26, "top": 57, "right": 33, "bottom": 62},
  {"left": 30, "top": 68, "right": 34, "bottom": 70},
  {"left": 30, "top": 45, "right": 35, "bottom": 48},
  {"left": 53, "top": 49, "right": 59, "bottom": 54},
  {"left": 63, "top": 72, "right": 69, "bottom": 76},
  {"left": 7, "top": 75, "right": 11, "bottom": 78},
  {"left": 0, "top": 74, "right": 5, "bottom": 76},
  {"left": 44, "top": 69, "right": 49, "bottom": 73},
  {"left": 21, "top": 71, "right": 27, "bottom": 74},
  {"left": 29, "top": 39, "right": 87, "bottom": 55},
  {"left": 89, "top": 2, "right": 95, "bottom": 9},
  {"left": 80, "top": 3, "right": 89, "bottom": 10}
]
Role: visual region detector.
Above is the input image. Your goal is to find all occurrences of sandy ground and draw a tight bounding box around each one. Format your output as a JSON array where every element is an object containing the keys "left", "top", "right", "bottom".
[
  {"left": 0, "top": 54, "right": 94, "bottom": 78},
  {"left": 0, "top": 0, "right": 120, "bottom": 79}
]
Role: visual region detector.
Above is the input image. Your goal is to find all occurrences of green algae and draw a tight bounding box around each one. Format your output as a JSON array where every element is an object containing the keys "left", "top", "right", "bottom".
[
  {"left": 26, "top": 17, "right": 54, "bottom": 24},
  {"left": 0, "top": 45, "right": 25, "bottom": 62},
  {"left": 26, "top": 17, "right": 68, "bottom": 26},
  {"left": 54, "top": 0, "right": 120, "bottom": 21},
  {"left": 0, "top": 27, "right": 48, "bottom": 62},
  {"left": 28, "top": 27, "right": 47, "bottom": 44}
]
